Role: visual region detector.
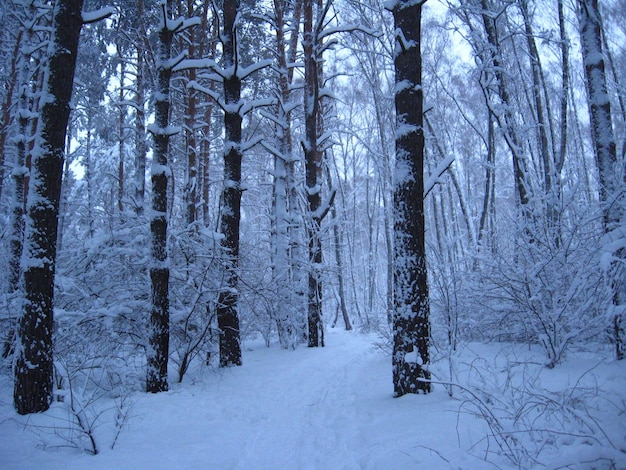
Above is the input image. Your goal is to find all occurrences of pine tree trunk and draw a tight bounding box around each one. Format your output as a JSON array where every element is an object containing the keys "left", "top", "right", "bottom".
[
  {"left": 391, "top": 0, "right": 431, "bottom": 396},
  {"left": 146, "top": 2, "right": 175, "bottom": 392},
  {"left": 217, "top": 0, "right": 243, "bottom": 367},
  {"left": 14, "top": 0, "right": 84, "bottom": 414},
  {"left": 303, "top": 0, "right": 323, "bottom": 347}
]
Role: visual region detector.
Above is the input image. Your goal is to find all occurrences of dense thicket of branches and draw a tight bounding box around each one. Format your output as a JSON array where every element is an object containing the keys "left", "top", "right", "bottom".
[{"left": 0, "top": 0, "right": 624, "bottom": 412}]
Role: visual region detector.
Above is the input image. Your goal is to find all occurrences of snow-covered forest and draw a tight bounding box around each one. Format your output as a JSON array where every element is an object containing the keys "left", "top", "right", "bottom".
[{"left": 0, "top": 0, "right": 625, "bottom": 468}]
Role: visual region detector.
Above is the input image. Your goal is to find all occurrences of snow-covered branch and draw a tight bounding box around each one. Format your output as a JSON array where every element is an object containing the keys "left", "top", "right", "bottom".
[
  {"left": 82, "top": 7, "right": 114, "bottom": 24},
  {"left": 240, "top": 135, "right": 265, "bottom": 153},
  {"left": 188, "top": 81, "right": 224, "bottom": 109},
  {"left": 239, "top": 97, "right": 274, "bottom": 116},
  {"left": 424, "top": 154, "right": 455, "bottom": 198},
  {"left": 172, "top": 58, "right": 219, "bottom": 74},
  {"left": 237, "top": 59, "right": 273, "bottom": 80},
  {"left": 164, "top": 50, "right": 188, "bottom": 71}
]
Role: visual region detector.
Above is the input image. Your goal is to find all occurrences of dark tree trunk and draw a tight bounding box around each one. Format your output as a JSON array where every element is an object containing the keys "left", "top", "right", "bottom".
[
  {"left": 391, "top": 0, "right": 431, "bottom": 396},
  {"left": 303, "top": 0, "right": 323, "bottom": 347},
  {"left": 14, "top": 0, "right": 84, "bottom": 415},
  {"left": 217, "top": 0, "right": 243, "bottom": 367},
  {"left": 146, "top": 2, "right": 175, "bottom": 393}
]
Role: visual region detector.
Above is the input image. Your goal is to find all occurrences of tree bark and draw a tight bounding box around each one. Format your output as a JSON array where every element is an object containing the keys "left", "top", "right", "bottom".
[
  {"left": 391, "top": 0, "right": 431, "bottom": 396},
  {"left": 117, "top": 40, "right": 125, "bottom": 214},
  {"left": 134, "top": 0, "right": 147, "bottom": 216},
  {"left": 146, "top": 1, "right": 175, "bottom": 392},
  {"left": 217, "top": 0, "right": 243, "bottom": 367},
  {"left": 478, "top": 0, "right": 531, "bottom": 218},
  {"left": 578, "top": 0, "right": 624, "bottom": 360},
  {"left": 325, "top": 164, "right": 351, "bottom": 331},
  {"left": 303, "top": 0, "right": 323, "bottom": 347},
  {"left": 0, "top": 31, "right": 22, "bottom": 206},
  {"left": 14, "top": 0, "right": 84, "bottom": 414},
  {"left": 184, "top": 0, "right": 198, "bottom": 226}
]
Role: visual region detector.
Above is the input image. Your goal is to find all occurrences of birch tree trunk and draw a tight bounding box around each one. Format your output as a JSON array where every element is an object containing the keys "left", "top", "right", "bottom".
[
  {"left": 183, "top": 0, "right": 198, "bottom": 226},
  {"left": 0, "top": 30, "right": 22, "bottom": 207},
  {"left": 14, "top": 0, "right": 84, "bottom": 414},
  {"left": 4, "top": 1, "right": 38, "bottom": 362},
  {"left": 478, "top": 0, "right": 531, "bottom": 217},
  {"left": 117, "top": 43, "right": 125, "bottom": 215},
  {"left": 134, "top": 0, "right": 147, "bottom": 216},
  {"left": 578, "top": 0, "right": 624, "bottom": 360}
]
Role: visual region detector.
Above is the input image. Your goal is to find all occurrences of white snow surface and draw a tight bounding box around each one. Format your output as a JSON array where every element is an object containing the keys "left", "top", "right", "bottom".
[{"left": 1, "top": 329, "right": 624, "bottom": 469}]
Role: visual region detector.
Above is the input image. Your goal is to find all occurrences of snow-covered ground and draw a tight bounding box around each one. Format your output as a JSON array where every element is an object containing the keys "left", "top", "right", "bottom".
[{"left": 1, "top": 329, "right": 624, "bottom": 469}]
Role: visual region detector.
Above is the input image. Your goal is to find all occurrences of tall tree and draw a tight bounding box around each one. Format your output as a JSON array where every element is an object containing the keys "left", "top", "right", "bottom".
[
  {"left": 146, "top": 0, "right": 201, "bottom": 391},
  {"left": 14, "top": 0, "right": 85, "bottom": 414},
  {"left": 266, "top": 0, "right": 303, "bottom": 349},
  {"left": 146, "top": 0, "right": 179, "bottom": 393},
  {"left": 390, "top": 0, "right": 431, "bottom": 396},
  {"left": 5, "top": 0, "right": 43, "bottom": 361},
  {"left": 478, "top": 0, "right": 531, "bottom": 217},
  {"left": 0, "top": 19, "right": 22, "bottom": 208},
  {"left": 303, "top": 0, "right": 323, "bottom": 347},
  {"left": 217, "top": 0, "right": 244, "bottom": 366},
  {"left": 578, "top": 0, "right": 624, "bottom": 360},
  {"left": 182, "top": 0, "right": 199, "bottom": 226},
  {"left": 133, "top": 0, "right": 148, "bottom": 216}
]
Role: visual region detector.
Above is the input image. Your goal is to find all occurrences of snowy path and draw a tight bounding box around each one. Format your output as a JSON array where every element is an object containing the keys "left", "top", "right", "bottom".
[
  {"left": 1, "top": 329, "right": 624, "bottom": 469},
  {"left": 114, "top": 329, "right": 461, "bottom": 469},
  {"left": 0, "top": 329, "right": 472, "bottom": 469}
]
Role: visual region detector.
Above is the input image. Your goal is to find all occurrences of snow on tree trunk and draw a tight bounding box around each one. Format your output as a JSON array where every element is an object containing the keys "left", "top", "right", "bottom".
[
  {"left": 0, "top": 27, "right": 23, "bottom": 206},
  {"left": 273, "top": 0, "right": 294, "bottom": 349},
  {"left": 303, "top": 0, "right": 323, "bottom": 348},
  {"left": 477, "top": 0, "right": 531, "bottom": 219},
  {"left": 325, "top": 165, "right": 351, "bottom": 331},
  {"left": 10, "top": 1, "right": 36, "bottom": 309},
  {"left": 117, "top": 42, "right": 125, "bottom": 214},
  {"left": 14, "top": 0, "right": 84, "bottom": 414},
  {"left": 146, "top": 2, "right": 175, "bottom": 392},
  {"left": 217, "top": 0, "right": 243, "bottom": 367},
  {"left": 391, "top": 0, "right": 431, "bottom": 396},
  {"left": 134, "top": 0, "right": 147, "bottom": 216},
  {"left": 520, "top": 0, "right": 559, "bottom": 234},
  {"left": 184, "top": 0, "right": 198, "bottom": 227},
  {"left": 578, "top": 0, "right": 624, "bottom": 360},
  {"left": 5, "top": 1, "right": 40, "bottom": 361}
]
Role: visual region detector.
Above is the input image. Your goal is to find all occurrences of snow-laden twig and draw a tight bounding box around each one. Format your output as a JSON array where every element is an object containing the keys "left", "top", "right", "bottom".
[
  {"left": 81, "top": 7, "right": 114, "bottom": 24},
  {"left": 424, "top": 155, "right": 455, "bottom": 198}
]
